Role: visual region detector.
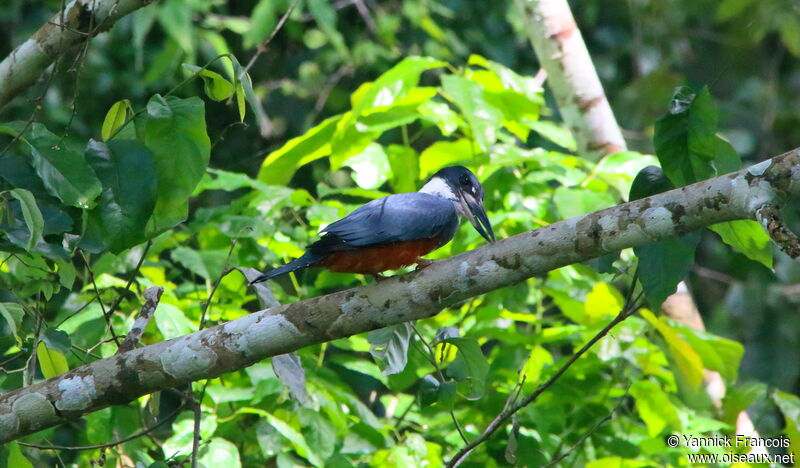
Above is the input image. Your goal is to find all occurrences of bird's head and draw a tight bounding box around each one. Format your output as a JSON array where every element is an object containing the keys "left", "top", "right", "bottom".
[{"left": 420, "top": 166, "right": 495, "bottom": 243}]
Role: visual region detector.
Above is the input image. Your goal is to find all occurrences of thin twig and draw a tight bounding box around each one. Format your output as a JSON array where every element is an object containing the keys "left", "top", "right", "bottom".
[
  {"left": 242, "top": 1, "right": 298, "bottom": 76},
  {"left": 18, "top": 406, "right": 183, "bottom": 451},
  {"left": 410, "top": 324, "right": 470, "bottom": 444},
  {"left": 447, "top": 289, "right": 643, "bottom": 467},
  {"left": 105, "top": 241, "right": 152, "bottom": 320},
  {"left": 541, "top": 383, "right": 631, "bottom": 467},
  {"left": 199, "top": 238, "right": 239, "bottom": 330},
  {"left": 81, "top": 252, "right": 121, "bottom": 347}
]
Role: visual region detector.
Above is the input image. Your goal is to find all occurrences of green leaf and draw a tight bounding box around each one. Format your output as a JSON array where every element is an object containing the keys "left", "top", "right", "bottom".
[
  {"left": 272, "top": 353, "right": 308, "bottom": 404},
  {"left": 182, "top": 64, "right": 235, "bottom": 101},
  {"left": 199, "top": 438, "right": 242, "bottom": 468},
  {"left": 584, "top": 282, "right": 624, "bottom": 323},
  {"left": 634, "top": 234, "right": 700, "bottom": 310},
  {"left": 444, "top": 337, "right": 489, "bottom": 400},
  {"left": 157, "top": 0, "right": 194, "bottom": 54},
  {"left": 386, "top": 145, "right": 419, "bottom": 193},
  {"left": 368, "top": 323, "right": 413, "bottom": 376},
  {"left": 344, "top": 143, "right": 391, "bottom": 190},
  {"left": 418, "top": 139, "right": 473, "bottom": 178},
  {"left": 244, "top": 0, "right": 278, "bottom": 49},
  {"left": 143, "top": 95, "right": 211, "bottom": 235},
  {"left": 721, "top": 382, "right": 766, "bottom": 426},
  {"left": 7, "top": 442, "right": 33, "bottom": 468},
  {"left": 307, "top": 0, "right": 348, "bottom": 56},
  {"left": 171, "top": 247, "right": 229, "bottom": 281},
  {"left": 37, "top": 341, "right": 69, "bottom": 378},
  {"left": 298, "top": 408, "right": 336, "bottom": 461},
  {"left": 630, "top": 380, "right": 681, "bottom": 437},
  {"left": 231, "top": 50, "right": 270, "bottom": 131},
  {"left": 154, "top": 303, "right": 195, "bottom": 339},
  {"left": 670, "top": 323, "right": 744, "bottom": 381},
  {"left": 709, "top": 220, "right": 773, "bottom": 268},
  {"left": 772, "top": 390, "right": 800, "bottom": 457},
  {"left": 0, "top": 302, "right": 24, "bottom": 347},
  {"left": 629, "top": 165, "right": 673, "bottom": 201},
  {"left": 441, "top": 74, "right": 504, "bottom": 151},
  {"left": 640, "top": 309, "right": 704, "bottom": 389},
  {"left": 521, "top": 345, "right": 553, "bottom": 389},
  {"left": 84, "top": 140, "right": 158, "bottom": 253},
  {"left": 258, "top": 115, "right": 342, "bottom": 185},
  {"left": 9, "top": 188, "right": 43, "bottom": 251},
  {"left": 654, "top": 86, "right": 719, "bottom": 187},
  {"left": 353, "top": 57, "right": 445, "bottom": 114},
  {"left": 552, "top": 186, "right": 616, "bottom": 219},
  {"left": 264, "top": 412, "right": 324, "bottom": 466},
  {"left": 24, "top": 123, "right": 103, "bottom": 208},
  {"left": 40, "top": 329, "right": 71, "bottom": 354},
  {"left": 101, "top": 99, "right": 134, "bottom": 141}
]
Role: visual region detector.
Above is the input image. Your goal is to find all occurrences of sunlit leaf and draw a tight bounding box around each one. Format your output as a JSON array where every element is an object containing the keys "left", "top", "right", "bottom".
[
  {"left": 419, "top": 138, "right": 474, "bottom": 178},
  {"left": 37, "top": 341, "right": 69, "bottom": 379},
  {"left": 640, "top": 309, "right": 704, "bottom": 389},
  {"left": 709, "top": 220, "right": 773, "bottom": 268},
  {"left": 101, "top": 99, "right": 134, "bottom": 141},
  {"left": 258, "top": 115, "right": 342, "bottom": 185},
  {"left": 630, "top": 379, "right": 681, "bottom": 437},
  {"left": 8, "top": 188, "right": 42, "bottom": 251},
  {"left": 182, "top": 64, "right": 235, "bottom": 101}
]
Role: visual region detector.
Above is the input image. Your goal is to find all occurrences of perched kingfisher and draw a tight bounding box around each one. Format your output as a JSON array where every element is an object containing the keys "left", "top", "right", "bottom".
[{"left": 251, "top": 166, "right": 495, "bottom": 283}]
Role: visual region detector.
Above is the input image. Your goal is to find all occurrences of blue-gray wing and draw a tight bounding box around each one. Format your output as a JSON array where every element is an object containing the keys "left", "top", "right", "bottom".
[{"left": 316, "top": 193, "right": 458, "bottom": 250}]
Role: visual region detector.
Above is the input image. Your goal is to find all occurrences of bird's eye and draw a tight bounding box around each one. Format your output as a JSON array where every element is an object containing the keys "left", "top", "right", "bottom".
[{"left": 459, "top": 175, "right": 470, "bottom": 186}]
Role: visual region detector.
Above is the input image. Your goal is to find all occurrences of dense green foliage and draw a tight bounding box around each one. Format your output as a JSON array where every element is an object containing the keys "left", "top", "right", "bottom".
[{"left": 0, "top": 0, "right": 799, "bottom": 467}]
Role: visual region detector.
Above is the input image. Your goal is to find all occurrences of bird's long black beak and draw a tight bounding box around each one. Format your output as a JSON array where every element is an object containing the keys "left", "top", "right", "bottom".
[{"left": 461, "top": 192, "right": 495, "bottom": 243}]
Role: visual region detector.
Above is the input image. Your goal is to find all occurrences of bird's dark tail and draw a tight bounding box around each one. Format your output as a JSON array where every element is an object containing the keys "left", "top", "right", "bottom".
[{"left": 250, "top": 252, "right": 323, "bottom": 284}]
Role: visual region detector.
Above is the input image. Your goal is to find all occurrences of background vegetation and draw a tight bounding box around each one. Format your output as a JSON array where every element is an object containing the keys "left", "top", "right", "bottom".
[{"left": 0, "top": 0, "right": 799, "bottom": 466}]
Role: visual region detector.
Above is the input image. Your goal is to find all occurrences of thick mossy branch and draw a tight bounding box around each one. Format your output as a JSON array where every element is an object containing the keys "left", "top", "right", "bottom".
[
  {"left": 0, "top": 0, "right": 158, "bottom": 110},
  {"left": 2, "top": 149, "right": 800, "bottom": 444}
]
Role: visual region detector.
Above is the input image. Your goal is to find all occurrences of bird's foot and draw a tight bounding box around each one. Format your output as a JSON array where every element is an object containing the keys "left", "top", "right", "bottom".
[
  {"left": 415, "top": 258, "right": 435, "bottom": 271},
  {"left": 372, "top": 273, "right": 389, "bottom": 282}
]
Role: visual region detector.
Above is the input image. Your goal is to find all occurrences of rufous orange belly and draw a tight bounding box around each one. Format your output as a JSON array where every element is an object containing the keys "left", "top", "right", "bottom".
[{"left": 318, "top": 238, "right": 440, "bottom": 275}]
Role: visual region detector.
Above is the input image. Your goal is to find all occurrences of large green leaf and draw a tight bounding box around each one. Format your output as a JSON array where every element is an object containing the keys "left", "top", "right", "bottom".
[
  {"left": 368, "top": 323, "right": 414, "bottom": 376},
  {"left": 653, "top": 86, "right": 719, "bottom": 187},
  {"left": 258, "top": 115, "right": 342, "bottom": 185},
  {"left": 84, "top": 140, "right": 158, "bottom": 253},
  {"left": 630, "top": 166, "right": 700, "bottom": 309},
  {"left": 386, "top": 145, "right": 419, "bottom": 192},
  {"left": 772, "top": 390, "right": 800, "bottom": 457},
  {"left": 351, "top": 57, "right": 444, "bottom": 114},
  {"left": 635, "top": 234, "right": 700, "bottom": 310},
  {"left": 444, "top": 337, "right": 489, "bottom": 400},
  {"left": 640, "top": 309, "right": 704, "bottom": 389},
  {"left": 418, "top": 138, "right": 473, "bottom": 178},
  {"left": 143, "top": 95, "right": 210, "bottom": 235},
  {"left": 630, "top": 380, "right": 681, "bottom": 437},
  {"left": 21, "top": 123, "right": 103, "bottom": 208},
  {"left": 441, "top": 74, "right": 504, "bottom": 151},
  {"left": 709, "top": 220, "right": 773, "bottom": 268},
  {"left": 37, "top": 341, "right": 69, "bottom": 379}
]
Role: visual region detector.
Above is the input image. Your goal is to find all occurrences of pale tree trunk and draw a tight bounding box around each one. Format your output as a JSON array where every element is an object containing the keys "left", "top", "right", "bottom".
[
  {"left": 0, "top": 0, "right": 158, "bottom": 110},
  {"left": 2, "top": 150, "right": 800, "bottom": 444},
  {"left": 520, "top": 0, "right": 765, "bottom": 450},
  {"left": 519, "top": 0, "right": 626, "bottom": 158}
]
